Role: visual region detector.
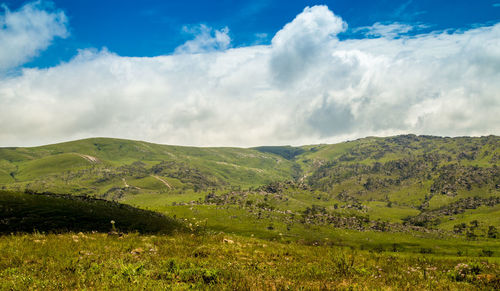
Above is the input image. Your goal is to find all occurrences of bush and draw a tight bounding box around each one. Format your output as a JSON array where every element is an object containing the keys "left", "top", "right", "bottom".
[
  {"left": 448, "top": 263, "right": 482, "bottom": 282},
  {"left": 480, "top": 249, "right": 494, "bottom": 257},
  {"left": 419, "top": 248, "right": 433, "bottom": 254}
]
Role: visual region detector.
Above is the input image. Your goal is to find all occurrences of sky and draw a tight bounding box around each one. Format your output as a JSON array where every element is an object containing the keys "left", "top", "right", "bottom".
[{"left": 0, "top": 1, "right": 499, "bottom": 147}]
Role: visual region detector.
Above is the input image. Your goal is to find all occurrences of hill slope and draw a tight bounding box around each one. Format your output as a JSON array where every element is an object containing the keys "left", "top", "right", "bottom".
[
  {"left": 0, "top": 135, "right": 499, "bottom": 240},
  {"left": 0, "top": 138, "right": 295, "bottom": 196}
]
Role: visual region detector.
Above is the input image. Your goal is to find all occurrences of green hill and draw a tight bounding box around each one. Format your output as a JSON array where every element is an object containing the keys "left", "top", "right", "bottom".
[
  {"left": 0, "top": 137, "right": 295, "bottom": 196},
  {"left": 0, "top": 135, "right": 499, "bottom": 241},
  {"left": 292, "top": 135, "right": 499, "bottom": 231}
]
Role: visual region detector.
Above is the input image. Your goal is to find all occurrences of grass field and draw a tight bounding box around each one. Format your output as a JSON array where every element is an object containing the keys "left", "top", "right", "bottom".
[{"left": 1, "top": 232, "right": 499, "bottom": 290}]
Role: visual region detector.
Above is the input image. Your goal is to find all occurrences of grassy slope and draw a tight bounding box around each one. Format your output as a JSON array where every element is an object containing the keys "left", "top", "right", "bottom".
[
  {"left": 297, "top": 135, "right": 500, "bottom": 165},
  {"left": 15, "top": 153, "right": 90, "bottom": 181},
  {"left": 1, "top": 135, "right": 499, "bottom": 233},
  {"left": 1, "top": 135, "right": 499, "bottom": 242},
  {"left": 292, "top": 135, "right": 500, "bottom": 226},
  {"left": 0, "top": 138, "right": 295, "bottom": 194}
]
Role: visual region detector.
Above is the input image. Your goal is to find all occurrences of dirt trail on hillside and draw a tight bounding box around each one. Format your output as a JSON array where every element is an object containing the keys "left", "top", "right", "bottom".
[
  {"left": 75, "top": 154, "right": 99, "bottom": 164},
  {"left": 122, "top": 178, "right": 129, "bottom": 188},
  {"left": 151, "top": 175, "right": 172, "bottom": 189}
]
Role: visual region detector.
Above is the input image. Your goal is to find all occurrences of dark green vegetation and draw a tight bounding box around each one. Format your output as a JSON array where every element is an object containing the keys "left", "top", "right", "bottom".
[
  {"left": 253, "top": 145, "right": 306, "bottom": 160},
  {"left": 0, "top": 134, "right": 499, "bottom": 289},
  {"left": 0, "top": 191, "right": 184, "bottom": 234}
]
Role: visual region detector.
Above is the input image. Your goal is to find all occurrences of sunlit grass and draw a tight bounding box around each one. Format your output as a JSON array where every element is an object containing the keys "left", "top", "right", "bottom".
[{"left": 1, "top": 232, "right": 498, "bottom": 290}]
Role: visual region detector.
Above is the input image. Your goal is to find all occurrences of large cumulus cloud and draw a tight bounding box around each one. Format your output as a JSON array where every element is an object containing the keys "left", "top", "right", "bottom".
[{"left": 0, "top": 4, "right": 499, "bottom": 147}]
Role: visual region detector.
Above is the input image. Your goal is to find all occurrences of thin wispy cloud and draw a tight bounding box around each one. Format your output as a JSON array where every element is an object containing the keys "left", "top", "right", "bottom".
[
  {"left": 0, "top": 3, "right": 499, "bottom": 147},
  {"left": 393, "top": 0, "right": 413, "bottom": 17},
  {"left": 355, "top": 22, "right": 412, "bottom": 38}
]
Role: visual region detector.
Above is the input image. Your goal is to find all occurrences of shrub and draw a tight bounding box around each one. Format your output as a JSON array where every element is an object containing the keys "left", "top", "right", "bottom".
[
  {"left": 333, "top": 252, "right": 356, "bottom": 276},
  {"left": 419, "top": 248, "right": 433, "bottom": 254},
  {"left": 480, "top": 249, "right": 494, "bottom": 257}
]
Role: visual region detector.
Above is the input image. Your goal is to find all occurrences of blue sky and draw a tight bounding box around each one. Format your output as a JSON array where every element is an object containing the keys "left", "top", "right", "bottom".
[
  {"left": 3, "top": 0, "right": 500, "bottom": 68},
  {"left": 0, "top": 1, "right": 500, "bottom": 146}
]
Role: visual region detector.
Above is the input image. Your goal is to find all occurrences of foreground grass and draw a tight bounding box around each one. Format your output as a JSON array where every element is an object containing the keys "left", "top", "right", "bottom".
[{"left": 1, "top": 232, "right": 499, "bottom": 290}]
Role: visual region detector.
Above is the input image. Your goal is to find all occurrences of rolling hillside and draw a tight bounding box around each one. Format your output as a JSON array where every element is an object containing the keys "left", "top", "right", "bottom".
[
  {"left": 0, "top": 135, "right": 499, "bottom": 240},
  {"left": 0, "top": 138, "right": 295, "bottom": 197}
]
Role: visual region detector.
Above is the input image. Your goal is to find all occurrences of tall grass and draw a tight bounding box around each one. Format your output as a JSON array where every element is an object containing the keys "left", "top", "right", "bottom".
[{"left": 0, "top": 232, "right": 498, "bottom": 290}]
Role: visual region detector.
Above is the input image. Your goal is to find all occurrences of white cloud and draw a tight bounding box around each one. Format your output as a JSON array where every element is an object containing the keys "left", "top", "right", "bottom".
[
  {"left": 0, "top": 5, "right": 499, "bottom": 147},
  {"left": 174, "top": 24, "right": 231, "bottom": 54},
  {"left": 0, "top": 1, "right": 68, "bottom": 72},
  {"left": 270, "top": 6, "right": 347, "bottom": 85},
  {"left": 356, "top": 22, "right": 414, "bottom": 38}
]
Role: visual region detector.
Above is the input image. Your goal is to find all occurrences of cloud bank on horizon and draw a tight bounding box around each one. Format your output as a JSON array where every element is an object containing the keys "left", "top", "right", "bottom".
[{"left": 0, "top": 2, "right": 499, "bottom": 147}]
